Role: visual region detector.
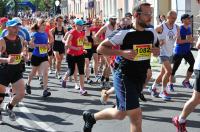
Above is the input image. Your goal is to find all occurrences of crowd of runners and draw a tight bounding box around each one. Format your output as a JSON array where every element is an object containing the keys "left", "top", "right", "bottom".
[{"left": 0, "top": 2, "right": 200, "bottom": 132}]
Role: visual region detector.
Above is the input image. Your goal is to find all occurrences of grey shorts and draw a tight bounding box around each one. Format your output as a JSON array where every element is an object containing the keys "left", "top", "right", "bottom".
[{"left": 159, "top": 56, "right": 173, "bottom": 64}]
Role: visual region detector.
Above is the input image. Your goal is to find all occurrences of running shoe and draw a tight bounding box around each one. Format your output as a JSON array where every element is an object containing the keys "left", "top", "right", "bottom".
[
  {"left": 159, "top": 91, "right": 171, "bottom": 101},
  {"left": 168, "top": 84, "right": 175, "bottom": 92},
  {"left": 83, "top": 111, "right": 96, "bottom": 132},
  {"left": 80, "top": 89, "right": 88, "bottom": 96},
  {"left": 5, "top": 104, "right": 16, "bottom": 121},
  {"left": 38, "top": 76, "right": 43, "bottom": 81},
  {"left": 172, "top": 116, "right": 187, "bottom": 132},
  {"left": 94, "top": 76, "right": 101, "bottom": 83},
  {"left": 48, "top": 69, "right": 53, "bottom": 74},
  {"left": 43, "top": 88, "right": 51, "bottom": 97},
  {"left": 150, "top": 88, "right": 159, "bottom": 98},
  {"left": 182, "top": 81, "right": 193, "bottom": 89},
  {"left": 40, "top": 80, "right": 43, "bottom": 86},
  {"left": 87, "top": 79, "right": 93, "bottom": 84},
  {"left": 74, "top": 84, "right": 80, "bottom": 90},
  {"left": 56, "top": 72, "right": 62, "bottom": 80},
  {"left": 62, "top": 80, "right": 67, "bottom": 88}
]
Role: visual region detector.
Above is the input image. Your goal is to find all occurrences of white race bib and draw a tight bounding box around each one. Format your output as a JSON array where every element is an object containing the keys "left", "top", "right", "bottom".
[{"left": 55, "top": 35, "right": 63, "bottom": 41}]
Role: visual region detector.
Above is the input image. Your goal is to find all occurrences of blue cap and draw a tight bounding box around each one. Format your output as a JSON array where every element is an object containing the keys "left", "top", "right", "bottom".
[
  {"left": 6, "top": 20, "right": 21, "bottom": 27},
  {"left": 74, "top": 19, "right": 84, "bottom": 26}
]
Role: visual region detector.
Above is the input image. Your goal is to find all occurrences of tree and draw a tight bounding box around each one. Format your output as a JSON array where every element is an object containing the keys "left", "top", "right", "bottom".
[
  {"left": 0, "top": 0, "right": 10, "bottom": 17},
  {"left": 27, "top": 0, "right": 54, "bottom": 11}
]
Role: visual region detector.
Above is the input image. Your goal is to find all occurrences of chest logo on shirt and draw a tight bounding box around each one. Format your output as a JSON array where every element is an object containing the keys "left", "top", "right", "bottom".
[
  {"left": 167, "top": 31, "right": 176, "bottom": 41},
  {"left": 133, "top": 44, "right": 152, "bottom": 61}
]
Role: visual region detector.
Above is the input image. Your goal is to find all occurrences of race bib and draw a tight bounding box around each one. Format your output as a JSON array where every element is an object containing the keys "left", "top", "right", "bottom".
[
  {"left": 133, "top": 44, "right": 152, "bottom": 61},
  {"left": 55, "top": 35, "right": 63, "bottom": 41},
  {"left": 77, "top": 38, "right": 84, "bottom": 46},
  {"left": 39, "top": 46, "right": 48, "bottom": 54},
  {"left": 9, "top": 54, "right": 22, "bottom": 64},
  {"left": 84, "top": 42, "right": 92, "bottom": 49}
]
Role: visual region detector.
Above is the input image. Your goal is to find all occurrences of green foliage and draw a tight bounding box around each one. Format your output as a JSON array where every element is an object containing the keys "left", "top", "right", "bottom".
[
  {"left": 0, "top": 0, "right": 9, "bottom": 17},
  {"left": 27, "top": 0, "right": 55, "bottom": 11},
  {"left": 0, "top": 0, "right": 55, "bottom": 15}
]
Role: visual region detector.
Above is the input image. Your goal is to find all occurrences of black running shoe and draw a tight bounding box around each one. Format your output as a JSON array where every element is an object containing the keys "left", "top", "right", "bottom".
[
  {"left": 43, "top": 89, "right": 51, "bottom": 97},
  {"left": 83, "top": 111, "right": 96, "bottom": 132},
  {"left": 26, "top": 84, "right": 31, "bottom": 94},
  {"left": 139, "top": 93, "right": 147, "bottom": 102}
]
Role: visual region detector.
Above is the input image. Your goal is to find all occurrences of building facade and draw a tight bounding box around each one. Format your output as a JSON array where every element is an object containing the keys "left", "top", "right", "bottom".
[{"left": 60, "top": 0, "right": 200, "bottom": 34}]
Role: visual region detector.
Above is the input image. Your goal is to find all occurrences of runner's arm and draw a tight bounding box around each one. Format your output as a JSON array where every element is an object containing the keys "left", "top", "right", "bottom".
[
  {"left": 176, "top": 26, "right": 193, "bottom": 44},
  {"left": 20, "top": 38, "right": 28, "bottom": 60},
  {"left": 155, "top": 25, "right": 166, "bottom": 46},
  {"left": 94, "top": 26, "right": 106, "bottom": 44},
  {"left": 62, "top": 31, "right": 69, "bottom": 43},
  {"left": 196, "top": 37, "right": 200, "bottom": 49},
  {"left": 65, "top": 34, "right": 81, "bottom": 51},
  {"left": 48, "top": 30, "right": 54, "bottom": 45},
  {"left": 97, "top": 39, "right": 136, "bottom": 61},
  {"left": 0, "top": 39, "right": 14, "bottom": 63}
]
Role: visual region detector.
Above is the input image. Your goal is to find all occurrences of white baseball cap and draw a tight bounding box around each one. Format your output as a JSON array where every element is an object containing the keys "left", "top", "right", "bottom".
[{"left": 12, "top": 17, "right": 22, "bottom": 24}]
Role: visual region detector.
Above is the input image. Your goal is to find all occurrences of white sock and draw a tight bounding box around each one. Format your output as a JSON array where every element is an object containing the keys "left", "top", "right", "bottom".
[
  {"left": 152, "top": 82, "right": 159, "bottom": 89},
  {"left": 179, "top": 116, "right": 186, "bottom": 124}
]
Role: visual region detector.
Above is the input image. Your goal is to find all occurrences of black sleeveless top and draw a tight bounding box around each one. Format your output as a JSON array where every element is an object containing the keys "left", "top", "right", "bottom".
[
  {"left": 2, "top": 36, "right": 22, "bottom": 57},
  {"left": 54, "top": 27, "right": 65, "bottom": 44},
  {"left": 0, "top": 36, "right": 22, "bottom": 69}
]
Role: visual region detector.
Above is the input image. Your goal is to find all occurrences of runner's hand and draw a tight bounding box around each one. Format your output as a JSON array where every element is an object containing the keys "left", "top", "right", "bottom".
[
  {"left": 159, "top": 40, "right": 165, "bottom": 46},
  {"left": 83, "top": 50, "right": 87, "bottom": 54},
  {"left": 121, "top": 50, "right": 137, "bottom": 61},
  {"left": 151, "top": 47, "right": 160, "bottom": 57},
  {"left": 7, "top": 56, "right": 15, "bottom": 63}
]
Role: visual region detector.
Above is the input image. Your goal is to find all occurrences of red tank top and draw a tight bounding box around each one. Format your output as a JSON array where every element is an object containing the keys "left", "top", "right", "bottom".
[{"left": 67, "top": 29, "right": 85, "bottom": 56}]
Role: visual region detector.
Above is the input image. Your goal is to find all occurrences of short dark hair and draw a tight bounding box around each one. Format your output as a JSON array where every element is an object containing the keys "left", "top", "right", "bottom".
[
  {"left": 181, "top": 14, "right": 191, "bottom": 22},
  {"left": 56, "top": 15, "right": 63, "bottom": 21},
  {"left": 133, "top": 2, "right": 151, "bottom": 14}
]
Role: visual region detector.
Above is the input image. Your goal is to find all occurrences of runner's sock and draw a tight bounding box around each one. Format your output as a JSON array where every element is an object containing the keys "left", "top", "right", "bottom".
[
  {"left": 152, "top": 82, "right": 159, "bottom": 89},
  {"left": 179, "top": 116, "right": 186, "bottom": 124}
]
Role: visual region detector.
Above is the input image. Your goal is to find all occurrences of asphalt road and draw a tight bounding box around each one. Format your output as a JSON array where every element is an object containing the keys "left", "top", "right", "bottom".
[{"left": 0, "top": 51, "right": 199, "bottom": 132}]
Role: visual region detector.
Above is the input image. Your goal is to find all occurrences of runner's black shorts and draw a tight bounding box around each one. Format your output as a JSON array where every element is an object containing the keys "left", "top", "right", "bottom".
[
  {"left": 84, "top": 49, "right": 93, "bottom": 61},
  {"left": 0, "top": 65, "right": 23, "bottom": 86},
  {"left": 31, "top": 55, "right": 48, "bottom": 67},
  {"left": 53, "top": 43, "right": 65, "bottom": 54},
  {"left": 194, "top": 70, "right": 200, "bottom": 92}
]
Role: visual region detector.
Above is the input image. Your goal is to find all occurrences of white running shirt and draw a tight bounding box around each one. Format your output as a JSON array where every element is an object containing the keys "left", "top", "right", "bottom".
[
  {"left": 194, "top": 37, "right": 200, "bottom": 70},
  {"left": 159, "top": 23, "right": 178, "bottom": 57}
]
